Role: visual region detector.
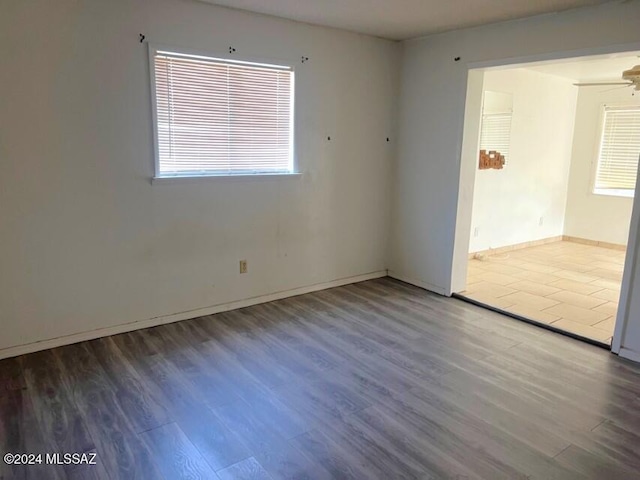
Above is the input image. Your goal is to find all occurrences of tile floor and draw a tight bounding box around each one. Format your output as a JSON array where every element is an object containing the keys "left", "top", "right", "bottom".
[{"left": 461, "top": 241, "right": 625, "bottom": 345}]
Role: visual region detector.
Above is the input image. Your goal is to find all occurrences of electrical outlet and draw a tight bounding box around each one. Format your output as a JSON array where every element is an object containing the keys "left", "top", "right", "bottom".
[
  {"left": 239, "top": 260, "right": 247, "bottom": 274},
  {"left": 474, "top": 227, "right": 479, "bottom": 238},
  {"left": 539, "top": 217, "right": 544, "bottom": 226}
]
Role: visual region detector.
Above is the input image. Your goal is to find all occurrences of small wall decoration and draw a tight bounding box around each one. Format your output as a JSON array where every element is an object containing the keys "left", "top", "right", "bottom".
[{"left": 479, "top": 150, "right": 505, "bottom": 170}]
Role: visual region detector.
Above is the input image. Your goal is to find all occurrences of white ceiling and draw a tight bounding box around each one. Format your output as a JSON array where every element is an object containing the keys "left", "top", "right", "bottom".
[
  {"left": 198, "top": 0, "right": 610, "bottom": 40},
  {"left": 526, "top": 54, "right": 640, "bottom": 82}
]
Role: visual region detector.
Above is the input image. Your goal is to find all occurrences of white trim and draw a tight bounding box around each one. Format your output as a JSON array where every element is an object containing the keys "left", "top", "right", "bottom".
[
  {"left": 148, "top": 42, "right": 299, "bottom": 72},
  {"left": 148, "top": 43, "right": 161, "bottom": 179},
  {"left": 612, "top": 155, "right": 640, "bottom": 353},
  {"left": 151, "top": 172, "right": 302, "bottom": 185},
  {"left": 155, "top": 49, "right": 292, "bottom": 71},
  {"left": 464, "top": 42, "right": 640, "bottom": 71},
  {"left": 387, "top": 271, "right": 448, "bottom": 296},
  {"left": 289, "top": 70, "right": 296, "bottom": 174},
  {"left": 0, "top": 270, "right": 387, "bottom": 360},
  {"left": 593, "top": 188, "right": 634, "bottom": 198},
  {"left": 618, "top": 347, "right": 640, "bottom": 363}
]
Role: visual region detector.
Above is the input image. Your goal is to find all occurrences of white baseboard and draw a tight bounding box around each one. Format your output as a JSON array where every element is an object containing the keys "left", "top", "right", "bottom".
[
  {"left": 387, "top": 271, "right": 448, "bottom": 296},
  {"left": 618, "top": 347, "right": 640, "bottom": 363},
  {"left": 0, "top": 270, "right": 387, "bottom": 360}
]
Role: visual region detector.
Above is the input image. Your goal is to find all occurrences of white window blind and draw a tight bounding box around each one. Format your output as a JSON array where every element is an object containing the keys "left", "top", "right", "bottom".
[
  {"left": 594, "top": 105, "right": 640, "bottom": 195},
  {"left": 479, "top": 113, "right": 512, "bottom": 163},
  {"left": 152, "top": 49, "right": 294, "bottom": 177}
]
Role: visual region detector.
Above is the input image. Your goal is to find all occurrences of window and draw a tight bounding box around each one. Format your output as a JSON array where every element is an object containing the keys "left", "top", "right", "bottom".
[
  {"left": 150, "top": 46, "right": 294, "bottom": 178},
  {"left": 479, "top": 112, "right": 512, "bottom": 164},
  {"left": 593, "top": 105, "right": 640, "bottom": 197}
]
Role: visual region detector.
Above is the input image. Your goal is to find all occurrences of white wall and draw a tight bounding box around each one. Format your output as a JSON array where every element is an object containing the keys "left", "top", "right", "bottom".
[
  {"left": 469, "top": 68, "right": 577, "bottom": 253},
  {"left": 0, "top": 0, "right": 399, "bottom": 355},
  {"left": 563, "top": 86, "right": 639, "bottom": 245},
  {"left": 392, "top": 1, "right": 640, "bottom": 297},
  {"left": 390, "top": 1, "right": 640, "bottom": 357},
  {"left": 4, "top": 0, "right": 640, "bottom": 363}
]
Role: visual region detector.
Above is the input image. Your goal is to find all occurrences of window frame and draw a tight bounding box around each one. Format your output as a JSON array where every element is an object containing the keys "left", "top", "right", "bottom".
[
  {"left": 590, "top": 103, "right": 640, "bottom": 199},
  {"left": 147, "top": 43, "right": 298, "bottom": 182}
]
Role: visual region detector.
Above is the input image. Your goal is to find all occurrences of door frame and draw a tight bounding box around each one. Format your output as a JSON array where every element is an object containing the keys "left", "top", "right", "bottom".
[{"left": 450, "top": 41, "right": 640, "bottom": 353}]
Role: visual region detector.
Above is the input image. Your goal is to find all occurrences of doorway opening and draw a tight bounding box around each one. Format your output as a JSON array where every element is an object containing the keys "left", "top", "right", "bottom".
[{"left": 454, "top": 52, "right": 640, "bottom": 348}]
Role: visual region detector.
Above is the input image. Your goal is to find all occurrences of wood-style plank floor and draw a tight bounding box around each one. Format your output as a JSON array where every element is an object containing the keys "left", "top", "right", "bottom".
[{"left": 1, "top": 277, "right": 639, "bottom": 479}]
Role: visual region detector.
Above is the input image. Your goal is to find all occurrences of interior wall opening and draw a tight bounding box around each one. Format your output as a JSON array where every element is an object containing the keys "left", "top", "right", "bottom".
[{"left": 454, "top": 52, "right": 640, "bottom": 348}]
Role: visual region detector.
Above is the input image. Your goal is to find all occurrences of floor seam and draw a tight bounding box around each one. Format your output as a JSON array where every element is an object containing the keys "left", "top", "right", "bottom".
[{"left": 552, "top": 443, "right": 572, "bottom": 459}]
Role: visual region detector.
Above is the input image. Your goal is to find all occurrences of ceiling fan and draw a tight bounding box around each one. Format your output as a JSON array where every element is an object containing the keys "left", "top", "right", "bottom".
[{"left": 574, "top": 64, "right": 640, "bottom": 90}]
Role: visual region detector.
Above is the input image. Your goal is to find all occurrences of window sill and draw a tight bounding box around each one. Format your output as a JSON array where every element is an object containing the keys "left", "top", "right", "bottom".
[
  {"left": 592, "top": 188, "right": 634, "bottom": 199},
  {"left": 152, "top": 172, "right": 302, "bottom": 185}
]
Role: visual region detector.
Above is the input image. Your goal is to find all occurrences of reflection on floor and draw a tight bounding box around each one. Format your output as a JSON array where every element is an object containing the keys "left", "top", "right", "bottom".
[{"left": 462, "top": 241, "right": 624, "bottom": 345}]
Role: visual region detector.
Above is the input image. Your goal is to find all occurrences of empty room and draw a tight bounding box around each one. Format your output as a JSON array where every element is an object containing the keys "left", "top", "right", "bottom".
[
  {"left": 2, "top": 1, "right": 640, "bottom": 479},
  {"left": 458, "top": 54, "right": 640, "bottom": 346}
]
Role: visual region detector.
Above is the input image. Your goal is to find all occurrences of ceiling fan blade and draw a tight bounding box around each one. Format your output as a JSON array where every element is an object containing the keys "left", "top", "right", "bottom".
[
  {"left": 599, "top": 85, "right": 634, "bottom": 93},
  {"left": 573, "top": 82, "right": 632, "bottom": 87}
]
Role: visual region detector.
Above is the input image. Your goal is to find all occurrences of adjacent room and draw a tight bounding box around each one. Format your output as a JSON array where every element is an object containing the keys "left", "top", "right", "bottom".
[
  {"left": 2, "top": 1, "right": 640, "bottom": 479},
  {"left": 459, "top": 54, "right": 640, "bottom": 345}
]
